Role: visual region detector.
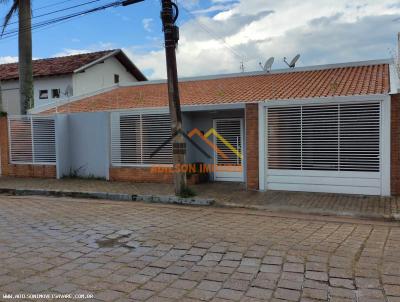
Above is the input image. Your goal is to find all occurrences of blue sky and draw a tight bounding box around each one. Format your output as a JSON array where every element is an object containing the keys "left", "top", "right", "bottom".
[
  {"left": 0, "top": 0, "right": 166, "bottom": 57},
  {"left": 1, "top": 0, "right": 400, "bottom": 79}
]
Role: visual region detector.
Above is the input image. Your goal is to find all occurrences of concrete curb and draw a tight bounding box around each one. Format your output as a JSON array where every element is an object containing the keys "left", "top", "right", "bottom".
[
  {"left": 0, "top": 188, "right": 215, "bottom": 206},
  {"left": 217, "top": 202, "right": 400, "bottom": 222}
]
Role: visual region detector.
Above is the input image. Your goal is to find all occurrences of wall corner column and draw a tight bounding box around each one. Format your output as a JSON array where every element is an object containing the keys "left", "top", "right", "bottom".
[
  {"left": 391, "top": 94, "right": 400, "bottom": 195},
  {"left": 245, "top": 103, "right": 259, "bottom": 190}
]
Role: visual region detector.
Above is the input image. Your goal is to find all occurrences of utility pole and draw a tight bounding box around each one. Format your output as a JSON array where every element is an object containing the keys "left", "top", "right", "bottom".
[
  {"left": 0, "top": 81, "right": 3, "bottom": 113},
  {"left": 161, "top": 0, "right": 187, "bottom": 195}
]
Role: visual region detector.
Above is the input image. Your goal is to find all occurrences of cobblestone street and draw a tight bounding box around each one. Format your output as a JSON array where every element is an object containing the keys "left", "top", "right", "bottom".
[{"left": 1, "top": 195, "right": 400, "bottom": 301}]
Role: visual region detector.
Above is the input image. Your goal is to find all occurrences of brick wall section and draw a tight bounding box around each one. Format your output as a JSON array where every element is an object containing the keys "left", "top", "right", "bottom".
[
  {"left": 0, "top": 116, "right": 56, "bottom": 179},
  {"left": 245, "top": 104, "right": 259, "bottom": 190},
  {"left": 0, "top": 116, "right": 9, "bottom": 176},
  {"left": 110, "top": 167, "right": 173, "bottom": 183},
  {"left": 392, "top": 94, "right": 400, "bottom": 195}
]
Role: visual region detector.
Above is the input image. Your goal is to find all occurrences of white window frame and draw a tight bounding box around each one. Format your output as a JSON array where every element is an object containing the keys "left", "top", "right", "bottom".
[
  {"left": 39, "top": 89, "right": 49, "bottom": 100},
  {"left": 110, "top": 110, "right": 173, "bottom": 168},
  {"left": 258, "top": 95, "right": 391, "bottom": 196},
  {"left": 52, "top": 88, "right": 61, "bottom": 99},
  {"left": 8, "top": 115, "right": 57, "bottom": 166}
]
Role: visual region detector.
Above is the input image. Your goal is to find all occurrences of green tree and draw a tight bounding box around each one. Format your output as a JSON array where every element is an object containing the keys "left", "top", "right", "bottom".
[{"left": 1, "top": 0, "right": 33, "bottom": 114}]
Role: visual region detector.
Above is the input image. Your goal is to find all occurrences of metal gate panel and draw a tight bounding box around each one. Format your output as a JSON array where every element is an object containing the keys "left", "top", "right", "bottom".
[
  {"left": 214, "top": 118, "right": 244, "bottom": 182},
  {"left": 110, "top": 112, "right": 173, "bottom": 167},
  {"left": 265, "top": 102, "right": 381, "bottom": 195},
  {"left": 8, "top": 115, "right": 56, "bottom": 165}
]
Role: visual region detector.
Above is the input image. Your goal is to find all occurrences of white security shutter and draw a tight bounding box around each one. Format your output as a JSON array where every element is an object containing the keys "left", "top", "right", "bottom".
[
  {"left": 32, "top": 118, "right": 56, "bottom": 163},
  {"left": 265, "top": 102, "right": 382, "bottom": 195},
  {"left": 215, "top": 119, "right": 243, "bottom": 166},
  {"left": 111, "top": 112, "right": 173, "bottom": 166},
  {"left": 267, "top": 107, "right": 301, "bottom": 170},
  {"left": 267, "top": 103, "right": 380, "bottom": 172},
  {"left": 8, "top": 116, "right": 33, "bottom": 163},
  {"left": 302, "top": 105, "right": 339, "bottom": 171},
  {"left": 8, "top": 116, "right": 56, "bottom": 165},
  {"left": 142, "top": 114, "right": 173, "bottom": 165},
  {"left": 339, "top": 103, "right": 380, "bottom": 172},
  {"left": 119, "top": 114, "right": 141, "bottom": 165}
]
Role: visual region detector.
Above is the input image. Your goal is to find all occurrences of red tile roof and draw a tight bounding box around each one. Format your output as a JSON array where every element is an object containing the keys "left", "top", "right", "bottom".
[
  {"left": 0, "top": 50, "right": 147, "bottom": 81},
  {"left": 46, "top": 62, "right": 390, "bottom": 113}
]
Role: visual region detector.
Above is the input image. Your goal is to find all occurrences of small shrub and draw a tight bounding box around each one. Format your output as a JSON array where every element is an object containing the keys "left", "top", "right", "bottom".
[
  {"left": 0, "top": 111, "right": 7, "bottom": 117},
  {"left": 178, "top": 186, "right": 196, "bottom": 198}
]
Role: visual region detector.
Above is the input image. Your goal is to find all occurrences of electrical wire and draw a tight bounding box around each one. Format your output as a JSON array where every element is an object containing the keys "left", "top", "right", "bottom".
[
  {"left": 33, "top": 0, "right": 78, "bottom": 11},
  {"left": 0, "top": 0, "right": 125, "bottom": 41},
  {"left": 179, "top": 3, "right": 247, "bottom": 63},
  {"left": 5, "top": 0, "right": 103, "bottom": 27}
]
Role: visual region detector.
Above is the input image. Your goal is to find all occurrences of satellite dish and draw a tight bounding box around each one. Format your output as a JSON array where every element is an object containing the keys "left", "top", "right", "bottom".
[
  {"left": 284, "top": 54, "right": 301, "bottom": 68},
  {"left": 64, "top": 85, "right": 73, "bottom": 97},
  {"left": 259, "top": 57, "right": 274, "bottom": 72}
]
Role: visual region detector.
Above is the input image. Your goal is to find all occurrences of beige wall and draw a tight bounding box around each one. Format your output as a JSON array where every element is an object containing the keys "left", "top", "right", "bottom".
[{"left": 73, "top": 57, "right": 138, "bottom": 96}]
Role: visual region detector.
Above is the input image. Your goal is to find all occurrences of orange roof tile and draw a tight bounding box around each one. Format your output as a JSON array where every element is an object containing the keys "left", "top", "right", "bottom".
[
  {"left": 0, "top": 49, "right": 147, "bottom": 81},
  {"left": 47, "top": 62, "right": 390, "bottom": 114},
  {"left": 0, "top": 50, "right": 115, "bottom": 81}
]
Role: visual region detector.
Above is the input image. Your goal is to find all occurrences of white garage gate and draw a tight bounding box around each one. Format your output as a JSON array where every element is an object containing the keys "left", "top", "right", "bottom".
[{"left": 262, "top": 99, "right": 390, "bottom": 196}]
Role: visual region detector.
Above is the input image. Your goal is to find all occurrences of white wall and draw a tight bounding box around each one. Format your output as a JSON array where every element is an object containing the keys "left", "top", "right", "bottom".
[
  {"left": 73, "top": 56, "right": 138, "bottom": 96},
  {"left": 55, "top": 114, "right": 70, "bottom": 179},
  {"left": 1, "top": 80, "right": 20, "bottom": 115},
  {"left": 33, "top": 75, "right": 73, "bottom": 109},
  {"left": 54, "top": 112, "right": 110, "bottom": 179},
  {"left": 1, "top": 76, "right": 73, "bottom": 112},
  {"left": 66, "top": 112, "right": 110, "bottom": 179}
]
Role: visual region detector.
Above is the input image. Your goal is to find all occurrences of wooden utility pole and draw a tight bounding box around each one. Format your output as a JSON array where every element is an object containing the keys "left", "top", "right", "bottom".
[
  {"left": 161, "top": 0, "right": 187, "bottom": 195},
  {"left": 0, "top": 81, "right": 3, "bottom": 112}
]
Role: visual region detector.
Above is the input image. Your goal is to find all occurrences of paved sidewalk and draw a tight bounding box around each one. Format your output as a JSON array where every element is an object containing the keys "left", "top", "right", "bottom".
[
  {"left": 0, "top": 177, "right": 400, "bottom": 220},
  {"left": 1, "top": 195, "right": 400, "bottom": 302}
]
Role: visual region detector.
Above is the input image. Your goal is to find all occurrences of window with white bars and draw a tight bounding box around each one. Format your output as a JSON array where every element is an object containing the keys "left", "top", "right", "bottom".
[
  {"left": 215, "top": 119, "right": 243, "bottom": 166},
  {"left": 267, "top": 103, "right": 380, "bottom": 172},
  {"left": 8, "top": 116, "right": 56, "bottom": 165},
  {"left": 111, "top": 112, "right": 173, "bottom": 166}
]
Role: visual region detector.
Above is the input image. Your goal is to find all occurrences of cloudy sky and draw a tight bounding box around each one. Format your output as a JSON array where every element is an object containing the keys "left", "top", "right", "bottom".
[{"left": 0, "top": 0, "right": 399, "bottom": 79}]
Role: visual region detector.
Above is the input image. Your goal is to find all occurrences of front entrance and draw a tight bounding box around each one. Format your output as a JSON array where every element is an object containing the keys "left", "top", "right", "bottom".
[{"left": 213, "top": 118, "right": 244, "bottom": 182}]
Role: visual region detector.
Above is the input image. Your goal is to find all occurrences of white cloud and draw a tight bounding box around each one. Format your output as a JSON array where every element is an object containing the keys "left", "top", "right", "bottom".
[
  {"left": 142, "top": 18, "right": 154, "bottom": 32},
  {"left": 125, "top": 0, "right": 400, "bottom": 80},
  {"left": 0, "top": 56, "right": 18, "bottom": 64},
  {"left": 54, "top": 42, "right": 115, "bottom": 57},
  {"left": 54, "top": 49, "right": 92, "bottom": 57}
]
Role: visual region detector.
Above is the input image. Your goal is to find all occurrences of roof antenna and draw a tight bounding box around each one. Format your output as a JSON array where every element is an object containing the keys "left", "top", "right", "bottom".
[
  {"left": 240, "top": 61, "right": 245, "bottom": 73},
  {"left": 283, "top": 54, "right": 301, "bottom": 68},
  {"left": 259, "top": 57, "right": 274, "bottom": 73}
]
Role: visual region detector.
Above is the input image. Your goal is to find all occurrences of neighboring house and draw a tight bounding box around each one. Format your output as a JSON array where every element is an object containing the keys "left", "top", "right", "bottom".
[
  {"left": 0, "top": 49, "right": 147, "bottom": 114},
  {"left": 2, "top": 58, "right": 400, "bottom": 197}
]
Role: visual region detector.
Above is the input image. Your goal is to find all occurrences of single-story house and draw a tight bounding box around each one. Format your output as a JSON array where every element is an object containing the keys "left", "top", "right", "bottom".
[
  {"left": 1, "top": 58, "right": 399, "bottom": 197},
  {"left": 0, "top": 49, "right": 147, "bottom": 114}
]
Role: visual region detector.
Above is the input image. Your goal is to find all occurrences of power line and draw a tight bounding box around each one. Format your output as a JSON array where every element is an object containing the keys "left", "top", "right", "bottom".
[
  {"left": 33, "top": 0, "right": 78, "bottom": 11},
  {"left": 0, "top": 0, "right": 127, "bottom": 41},
  {"left": 1, "top": 0, "right": 79, "bottom": 26},
  {"left": 5, "top": 0, "right": 103, "bottom": 27},
  {"left": 179, "top": 3, "right": 247, "bottom": 63}
]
